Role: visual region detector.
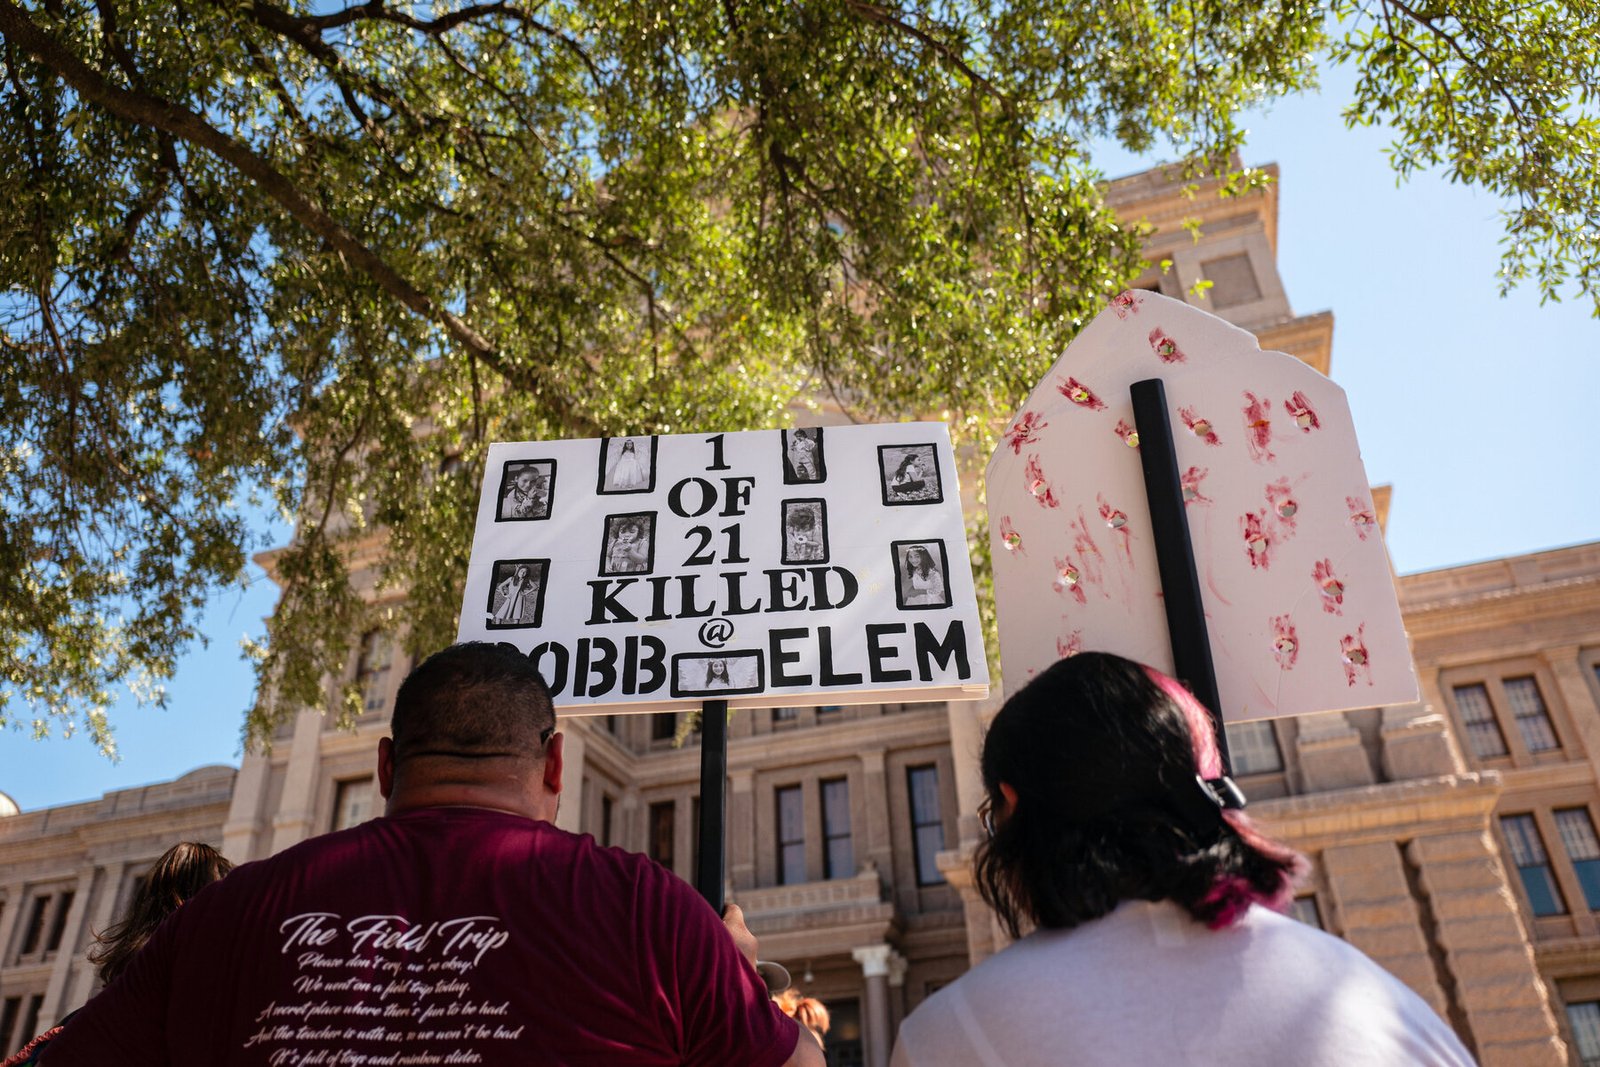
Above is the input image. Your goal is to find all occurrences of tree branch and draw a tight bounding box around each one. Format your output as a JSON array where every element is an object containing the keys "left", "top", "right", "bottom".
[{"left": 0, "top": 0, "right": 592, "bottom": 430}]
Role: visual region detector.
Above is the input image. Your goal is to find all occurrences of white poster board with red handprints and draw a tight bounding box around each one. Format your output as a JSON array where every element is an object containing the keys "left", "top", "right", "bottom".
[
  {"left": 458, "top": 422, "right": 989, "bottom": 714},
  {"left": 986, "top": 290, "right": 1417, "bottom": 721}
]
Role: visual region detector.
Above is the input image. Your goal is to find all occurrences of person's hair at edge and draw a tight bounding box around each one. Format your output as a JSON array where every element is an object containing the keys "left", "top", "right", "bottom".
[
  {"left": 775, "top": 989, "right": 830, "bottom": 1046},
  {"left": 974, "top": 651, "right": 1302, "bottom": 939},
  {"left": 89, "top": 842, "right": 232, "bottom": 984},
  {"left": 390, "top": 642, "right": 555, "bottom": 763}
]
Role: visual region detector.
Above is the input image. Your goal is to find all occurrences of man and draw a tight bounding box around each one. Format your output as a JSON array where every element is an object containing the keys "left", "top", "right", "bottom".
[{"left": 45, "top": 643, "right": 819, "bottom": 1067}]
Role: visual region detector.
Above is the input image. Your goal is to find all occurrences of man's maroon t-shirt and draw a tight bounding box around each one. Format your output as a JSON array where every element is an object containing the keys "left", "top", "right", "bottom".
[{"left": 43, "top": 808, "right": 799, "bottom": 1066}]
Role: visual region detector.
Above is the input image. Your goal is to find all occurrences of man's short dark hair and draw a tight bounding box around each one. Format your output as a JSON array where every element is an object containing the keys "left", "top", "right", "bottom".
[{"left": 390, "top": 642, "right": 555, "bottom": 761}]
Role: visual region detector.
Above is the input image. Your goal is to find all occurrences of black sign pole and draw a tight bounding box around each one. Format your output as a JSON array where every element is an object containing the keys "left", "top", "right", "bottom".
[
  {"left": 1129, "top": 378, "right": 1233, "bottom": 775},
  {"left": 694, "top": 699, "right": 729, "bottom": 913}
]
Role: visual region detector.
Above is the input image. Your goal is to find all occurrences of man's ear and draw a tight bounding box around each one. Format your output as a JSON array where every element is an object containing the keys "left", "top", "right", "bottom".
[
  {"left": 541, "top": 732, "right": 565, "bottom": 797},
  {"left": 1000, "top": 781, "right": 1020, "bottom": 815},
  {"left": 378, "top": 737, "right": 396, "bottom": 800}
]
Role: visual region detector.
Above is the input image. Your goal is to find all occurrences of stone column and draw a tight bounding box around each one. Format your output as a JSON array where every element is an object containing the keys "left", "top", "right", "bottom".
[
  {"left": 222, "top": 752, "right": 271, "bottom": 863},
  {"left": 944, "top": 697, "right": 993, "bottom": 848},
  {"left": 1294, "top": 711, "right": 1375, "bottom": 791},
  {"left": 66, "top": 860, "right": 125, "bottom": 1011},
  {"left": 0, "top": 880, "right": 25, "bottom": 963},
  {"left": 852, "top": 944, "right": 893, "bottom": 1067},
  {"left": 729, "top": 768, "right": 756, "bottom": 891},
  {"left": 1542, "top": 647, "right": 1600, "bottom": 779},
  {"left": 1408, "top": 830, "right": 1566, "bottom": 1066},
  {"left": 1322, "top": 840, "right": 1449, "bottom": 1016},
  {"left": 1381, "top": 673, "right": 1465, "bottom": 781},
  {"left": 554, "top": 727, "right": 586, "bottom": 834},
  {"left": 939, "top": 847, "right": 1004, "bottom": 966},
  {"left": 40, "top": 865, "right": 94, "bottom": 1025},
  {"left": 618, "top": 790, "right": 641, "bottom": 854},
  {"left": 270, "top": 707, "right": 331, "bottom": 854},
  {"left": 860, "top": 749, "right": 892, "bottom": 881}
]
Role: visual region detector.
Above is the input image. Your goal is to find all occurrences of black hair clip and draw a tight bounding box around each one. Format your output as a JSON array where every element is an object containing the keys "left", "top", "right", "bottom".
[{"left": 1197, "top": 774, "right": 1248, "bottom": 811}]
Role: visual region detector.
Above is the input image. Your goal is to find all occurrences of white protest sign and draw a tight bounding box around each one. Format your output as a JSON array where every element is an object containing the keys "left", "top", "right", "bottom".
[
  {"left": 986, "top": 290, "right": 1417, "bottom": 721},
  {"left": 458, "top": 423, "right": 989, "bottom": 714}
]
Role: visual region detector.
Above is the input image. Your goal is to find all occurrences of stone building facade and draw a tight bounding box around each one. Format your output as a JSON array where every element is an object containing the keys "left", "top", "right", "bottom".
[{"left": 4, "top": 162, "right": 1599, "bottom": 1066}]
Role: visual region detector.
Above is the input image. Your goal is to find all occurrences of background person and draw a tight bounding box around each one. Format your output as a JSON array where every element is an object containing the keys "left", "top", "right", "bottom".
[
  {"left": 44, "top": 642, "right": 818, "bottom": 1067},
  {"left": 890, "top": 651, "right": 1476, "bottom": 1067},
  {"left": 775, "top": 989, "right": 830, "bottom": 1052},
  {"left": 4, "top": 843, "right": 231, "bottom": 1067}
]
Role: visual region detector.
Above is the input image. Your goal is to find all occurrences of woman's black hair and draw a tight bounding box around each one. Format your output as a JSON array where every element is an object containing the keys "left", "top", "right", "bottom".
[
  {"left": 974, "top": 652, "right": 1300, "bottom": 938},
  {"left": 906, "top": 547, "right": 934, "bottom": 577}
]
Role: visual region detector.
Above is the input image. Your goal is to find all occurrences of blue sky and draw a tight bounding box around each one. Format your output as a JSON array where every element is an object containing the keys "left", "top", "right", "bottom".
[{"left": 3, "top": 64, "right": 1597, "bottom": 813}]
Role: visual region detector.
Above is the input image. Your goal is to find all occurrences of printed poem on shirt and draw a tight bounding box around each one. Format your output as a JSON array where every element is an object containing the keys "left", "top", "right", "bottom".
[{"left": 245, "top": 912, "right": 517, "bottom": 1065}]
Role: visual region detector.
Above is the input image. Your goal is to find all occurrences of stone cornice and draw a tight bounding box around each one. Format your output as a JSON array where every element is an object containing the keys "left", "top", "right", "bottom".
[{"left": 1251, "top": 772, "right": 1502, "bottom": 851}]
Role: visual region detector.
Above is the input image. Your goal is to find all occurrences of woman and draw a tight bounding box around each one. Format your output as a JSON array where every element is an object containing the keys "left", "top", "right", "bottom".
[
  {"left": 890, "top": 653, "right": 1475, "bottom": 1067},
  {"left": 2, "top": 842, "right": 232, "bottom": 1067},
  {"left": 902, "top": 547, "right": 945, "bottom": 606},
  {"left": 492, "top": 565, "right": 537, "bottom": 624}
]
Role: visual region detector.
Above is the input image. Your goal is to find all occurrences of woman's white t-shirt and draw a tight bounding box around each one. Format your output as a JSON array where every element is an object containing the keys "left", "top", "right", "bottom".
[{"left": 891, "top": 900, "right": 1476, "bottom": 1067}]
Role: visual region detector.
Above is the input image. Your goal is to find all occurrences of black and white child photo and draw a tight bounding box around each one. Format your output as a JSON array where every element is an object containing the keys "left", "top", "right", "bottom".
[
  {"left": 877, "top": 443, "right": 942, "bottom": 505},
  {"left": 598, "top": 436, "right": 657, "bottom": 494},
  {"left": 485, "top": 559, "right": 550, "bottom": 628},
  {"left": 671, "top": 651, "right": 764, "bottom": 697},
  {"left": 599, "top": 512, "right": 656, "bottom": 576},
  {"left": 781, "top": 499, "right": 829, "bottom": 564},
  {"left": 496, "top": 460, "right": 555, "bottom": 521},
  {"left": 892, "top": 539, "right": 951, "bottom": 610},
  {"left": 782, "top": 427, "right": 826, "bottom": 484}
]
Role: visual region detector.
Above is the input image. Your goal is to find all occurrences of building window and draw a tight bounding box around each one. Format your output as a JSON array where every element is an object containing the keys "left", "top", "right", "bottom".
[
  {"left": 825, "top": 996, "right": 865, "bottom": 1067},
  {"left": 19, "top": 894, "right": 49, "bottom": 955},
  {"left": 1289, "top": 895, "right": 1323, "bottom": 929},
  {"left": 771, "top": 706, "right": 799, "bottom": 727},
  {"left": 1200, "top": 252, "right": 1262, "bottom": 309},
  {"left": 1569, "top": 1000, "right": 1600, "bottom": 1067},
  {"left": 17, "top": 996, "right": 42, "bottom": 1055},
  {"left": 600, "top": 794, "right": 614, "bottom": 847},
  {"left": 648, "top": 801, "right": 675, "bottom": 870},
  {"left": 822, "top": 778, "right": 853, "bottom": 879},
  {"left": 1453, "top": 683, "right": 1510, "bottom": 759},
  {"left": 1223, "top": 721, "right": 1283, "bottom": 775},
  {"left": 0, "top": 997, "right": 20, "bottom": 1055},
  {"left": 777, "top": 786, "right": 806, "bottom": 885},
  {"left": 1556, "top": 808, "right": 1600, "bottom": 909},
  {"left": 651, "top": 713, "right": 676, "bottom": 742},
  {"left": 816, "top": 705, "right": 843, "bottom": 724},
  {"left": 333, "top": 777, "right": 375, "bottom": 831},
  {"left": 355, "top": 629, "right": 394, "bottom": 714},
  {"left": 1505, "top": 676, "right": 1559, "bottom": 752},
  {"left": 44, "top": 890, "right": 73, "bottom": 953},
  {"left": 907, "top": 765, "right": 946, "bottom": 886},
  {"left": 1501, "top": 814, "right": 1567, "bottom": 916}
]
